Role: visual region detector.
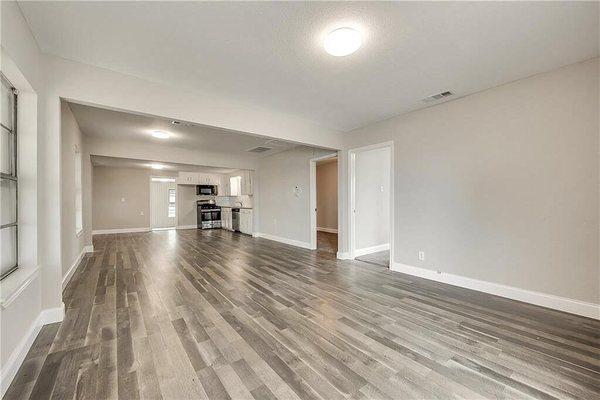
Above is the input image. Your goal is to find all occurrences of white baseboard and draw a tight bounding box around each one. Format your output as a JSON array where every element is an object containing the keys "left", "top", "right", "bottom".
[
  {"left": 255, "top": 233, "right": 312, "bottom": 250},
  {"left": 62, "top": 245, "right": 94, "bottom": 290},
  {"left": 0, "top": 303, "right": 64, "bottom": 397},
  {"left": 354, "top": 243, "right": 390, "bottom": 257},
  {"left": 92, "top": 227, "right": 150, "bottom": 235},
  {"left": 391, "top": 262, "right": 600, "bottom": 320},
  {"left": 176, "top": 225, "right": 197, "bottom": 230},
  {"left": 317, "top": 227, "right": 338, "bottom": 234},
  {"left": 337, "top": 251, "right": 351, "bottom": 260}
]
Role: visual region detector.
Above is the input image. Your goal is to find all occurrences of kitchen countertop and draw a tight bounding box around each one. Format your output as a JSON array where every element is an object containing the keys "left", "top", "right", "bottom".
[{"left": 219, "top": 206, "right": 253, "bottom": 209}]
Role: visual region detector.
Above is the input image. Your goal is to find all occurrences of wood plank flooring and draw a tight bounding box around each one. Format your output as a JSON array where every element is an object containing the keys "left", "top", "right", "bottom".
[{"left": 5, "top": 229, "right": 600, "bottom": 400}]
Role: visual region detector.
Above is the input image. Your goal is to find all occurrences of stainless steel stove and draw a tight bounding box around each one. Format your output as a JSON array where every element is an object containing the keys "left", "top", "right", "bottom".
[{"left": 197, "top": 200, "right": 222, "bottom": 229}]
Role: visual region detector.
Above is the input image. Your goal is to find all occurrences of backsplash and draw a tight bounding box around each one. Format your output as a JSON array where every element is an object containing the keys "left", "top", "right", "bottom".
[{"left": 195, "top": 194, "right": 253, "bottom": 208}]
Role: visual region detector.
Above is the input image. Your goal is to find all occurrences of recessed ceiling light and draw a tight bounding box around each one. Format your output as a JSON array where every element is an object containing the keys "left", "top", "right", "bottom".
[
  {"left": 150, "top": 164, "right": 165, "bottom": 170},
  {"left": 152, "top": 130, "right": 170, "bottom": 139},
  {"left": 324, "top": 27, "right": 362, "bottom": 57}
]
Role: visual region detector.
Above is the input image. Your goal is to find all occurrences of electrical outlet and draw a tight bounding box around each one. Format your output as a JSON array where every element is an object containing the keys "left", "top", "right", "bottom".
[
  {"left": 140, "top": 211, "right": 144, "bottom": 216},
  {"left": 121, "top": 197, "right": 126, "bottom": 202},
  {"left": 418, "top": 251, "right": 425, "bottom": 261}
]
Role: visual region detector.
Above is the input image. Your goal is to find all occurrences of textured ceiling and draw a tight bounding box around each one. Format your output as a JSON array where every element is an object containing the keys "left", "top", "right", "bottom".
[
  {"left": 68, "top": 102, "right": 297, "bottom": 157},
  {"left": 21, "top": 1, "right": 599, "bottom": 131}
]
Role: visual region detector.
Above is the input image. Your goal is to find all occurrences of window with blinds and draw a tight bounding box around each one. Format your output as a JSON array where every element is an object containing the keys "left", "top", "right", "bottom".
[{"left": 1, "top": 74, "right": 18, "bottom": 279}]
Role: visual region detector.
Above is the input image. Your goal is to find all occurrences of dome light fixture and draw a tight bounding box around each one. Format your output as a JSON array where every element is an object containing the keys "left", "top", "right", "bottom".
[
  {"left": 324, "top": 27, "right": 362, "bottom": 57},
  {"left": 152, "top": 130, "right": 170, "bottom": 139}
]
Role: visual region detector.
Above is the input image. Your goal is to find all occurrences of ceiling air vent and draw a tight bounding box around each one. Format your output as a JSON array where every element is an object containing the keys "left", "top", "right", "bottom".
[
  {"left": 247, "top": 146, "right": 272, "bottom": 153},
  {"left": 423, "top": 90, "right": 453, "bottom": 103}
]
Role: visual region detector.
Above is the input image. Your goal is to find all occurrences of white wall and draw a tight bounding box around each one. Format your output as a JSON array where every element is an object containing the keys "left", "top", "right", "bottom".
[
  {"left": 316, "top": 160, "right": 338, "bottom": 232},
  {"left": 0, "top": 2, "right": 55, "bottom": 395},
  {"left": 354, "top": 147, "right": 390, "bottom": 251},
  {"left": 259, "top": 146, "right": 335, "bottom": 246},
  {"left": 341, "top": 58, "right": 599, "bottom": 308},
  {"left": 60, "top": 101, "right": 92, "bottom": 279}
]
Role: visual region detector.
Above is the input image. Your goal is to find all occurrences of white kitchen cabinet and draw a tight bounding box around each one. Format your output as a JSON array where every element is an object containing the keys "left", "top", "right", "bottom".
[
  {"left": 239, "top": 209, "right": 253, "bottom": 235},
  {"left": 240, "top": 170, "right": 253, "bottom": 195},
  {"left": 221, "top": 208, "right": 233, "bottom": 231}
]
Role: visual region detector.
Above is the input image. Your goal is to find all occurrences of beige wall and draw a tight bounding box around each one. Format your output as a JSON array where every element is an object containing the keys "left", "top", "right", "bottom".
[
  {"left": 259, "top": 146, "right": 335, "bottom": 245},
  {"left": 60, "top": 101, "right": 92, "bottom": 277},
  {"left": 92, "top": 166, "right": 176, "bottom": 231},
  {"left": 316, "top": 160, "right": 338, "bottom": 231},
  {"left": 342, "top": 58, "right": 599, "bottom": 304}
]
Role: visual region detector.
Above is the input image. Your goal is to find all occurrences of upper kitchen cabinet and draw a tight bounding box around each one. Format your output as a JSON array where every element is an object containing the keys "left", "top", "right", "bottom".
[
  {"left": 241, "top": 170, "right": 253, "bottom": 195},
  {"left": 177, "top": 172, "right": 222, "bottom": 186}
]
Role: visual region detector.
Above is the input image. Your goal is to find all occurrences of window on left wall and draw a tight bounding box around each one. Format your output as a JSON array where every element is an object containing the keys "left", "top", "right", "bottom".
[
  {"left": 1, "top": 74, "right": 18, "bottom": 279},
  {"left": 74, "top": 145, "right": 83, "bottom": 235}
]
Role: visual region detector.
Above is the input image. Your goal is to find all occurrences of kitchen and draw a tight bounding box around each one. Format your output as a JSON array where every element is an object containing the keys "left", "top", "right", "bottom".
[{"left": 177, "top": 169, "right": 254, "bottom": 235}]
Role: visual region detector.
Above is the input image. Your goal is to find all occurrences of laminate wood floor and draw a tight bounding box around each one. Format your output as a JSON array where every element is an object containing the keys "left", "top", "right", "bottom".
[{"left": 5, "top": 229, "right": 600, "bottom": 400}]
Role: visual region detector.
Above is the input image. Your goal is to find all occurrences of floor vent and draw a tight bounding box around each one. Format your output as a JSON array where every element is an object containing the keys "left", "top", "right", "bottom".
[
  {"left": 247, "top": 146, "right": 272, "bottom": 153},
  {"left": 423, "top": 90, "right": 453, "bottom": 102}
]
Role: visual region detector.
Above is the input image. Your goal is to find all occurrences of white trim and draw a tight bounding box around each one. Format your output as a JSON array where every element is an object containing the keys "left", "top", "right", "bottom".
[
  {"left": 92, "top": 227, "right": 150, "bottom": 235},
  {"left": 62, "top": 245, "right": 94, "bottom": 290},
  {"left": 347, "top": 141, "right": 394, "bottom": 265},
  {"left": 337, "top": 251, "right": 351, "bottom": 260},
  {"left": 0, "top": 303, "right": 64, "bottom": 397},
  {"left": 392, "top": 262, "right": 600, "bottom": 320},
  {"left": 255, "top": 233, "right": 312, "bottom": 250},
  {"left": 176, "top": 225, "right": 198, "bottom": 230},
  {"left": 317, "top": 227, "right": 338, "bottom": 234},
  {"left": 309, "top": 153, "right": 338, "bottom": 250},
  {"left": 354, "top": 243, "right": 390, "bottom": 257},
  {"left": 0, "top": 266, "right": 40, "bottom": 309}
]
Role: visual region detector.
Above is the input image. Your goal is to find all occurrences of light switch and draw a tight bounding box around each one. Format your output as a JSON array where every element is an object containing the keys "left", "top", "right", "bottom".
[
  {"left": 140, "top": 211, "right": 144, "bottom": 216},
  {"left": 121, "top": 197, "right": 126, "bottom": 202}
]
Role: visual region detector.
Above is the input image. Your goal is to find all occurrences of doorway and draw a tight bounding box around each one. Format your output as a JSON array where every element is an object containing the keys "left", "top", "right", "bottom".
[
  {"left": 349, "top": 142, "right": 393, "bottom": 267},
  {"left": 149, "top": 177, "right": 177, "bottom": 230},
  {"left": 310, "top": 153, "right": 338, "bottom": 253}
]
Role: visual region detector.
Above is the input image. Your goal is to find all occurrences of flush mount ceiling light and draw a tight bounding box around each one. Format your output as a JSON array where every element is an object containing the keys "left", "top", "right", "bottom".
[
  {"left": 150, "top": 163, "right": 165, "bottom": 170},
  {"left": 152, "top": 130, "right": 170, "bottom": 139},
  {"left": 324, "top": 27, "right": 362, "bottom": 56}
]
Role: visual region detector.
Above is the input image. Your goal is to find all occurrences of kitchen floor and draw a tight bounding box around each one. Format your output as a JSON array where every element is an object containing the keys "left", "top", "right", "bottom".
[{"left": 5, "top": 229, "right": 599, "bottom": 400}]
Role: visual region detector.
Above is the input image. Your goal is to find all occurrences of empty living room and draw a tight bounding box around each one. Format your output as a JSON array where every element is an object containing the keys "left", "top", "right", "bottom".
[{"left": 1, "top": 1, "right": 598, "bottom": 399}]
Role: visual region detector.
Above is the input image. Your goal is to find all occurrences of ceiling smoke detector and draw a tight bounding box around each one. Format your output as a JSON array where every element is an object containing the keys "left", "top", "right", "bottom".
[
  {"left": 247, "top": 146, "right": 272, "bottom": 153},
  {"left": 422, "top": 91, "right": 454, "bottom": 103}
]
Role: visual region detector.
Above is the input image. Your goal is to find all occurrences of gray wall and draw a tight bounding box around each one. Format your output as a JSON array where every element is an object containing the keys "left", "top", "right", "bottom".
[
  {"left": 354, "top": 147, "right": 390, "bottom": 250},
  {"left": 342, "top": 57, "right": 599, "bottom": 304},
  {"left": 177, "top": 185, "right": 198, "bottom": 227},
  {"left": 92, "top": 166, "right": 176, "bottom": 231},
  {"left": 259, "top": 146, "right": 334, "bottom": 245},
  {"left": 316, "top": 160, "right": 338, "bottom": 231},
  {"left": 60, "top": 101, "right": 92, "bottom": 277}
]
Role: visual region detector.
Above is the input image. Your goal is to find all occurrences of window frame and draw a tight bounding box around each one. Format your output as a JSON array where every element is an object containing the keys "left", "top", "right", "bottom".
[
  {"left": 230, "top": 175, "right": 241, "bottom": 196},
  {"left": 168, "top": 188, "right": 176, "bottom": 218},
  {"left": 1, "top": 73, "right": 18, "bottom": 280}
]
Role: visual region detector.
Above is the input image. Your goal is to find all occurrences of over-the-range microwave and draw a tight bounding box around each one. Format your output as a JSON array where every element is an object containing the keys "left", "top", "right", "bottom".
[{"left": 196, "top": 185, "right": 218, "bottom": 196}]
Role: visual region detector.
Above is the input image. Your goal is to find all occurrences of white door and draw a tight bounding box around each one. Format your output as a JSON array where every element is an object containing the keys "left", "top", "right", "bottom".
[{"left": 150, "top": 178, "right": 177, "bottom": 229}]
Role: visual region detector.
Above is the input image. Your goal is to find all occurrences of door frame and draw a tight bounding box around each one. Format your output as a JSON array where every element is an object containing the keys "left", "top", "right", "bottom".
[
  {"left": 309, "top": 153, "right": 338, "bottom": 250},
  {"left": 348, "top": 141, "right": 394, "bottom": 265},
  {"left": 149, "top": 176, "right": 177, "bottom": 230}
]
